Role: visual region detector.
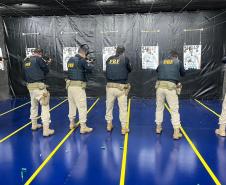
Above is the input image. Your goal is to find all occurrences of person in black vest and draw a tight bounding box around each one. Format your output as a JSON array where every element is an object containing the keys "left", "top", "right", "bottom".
[
  {"left": 155, "top": 50, "right": 185, "bottom": 139},
  {"left": 105, "top": 45, "right": 132, "bottom": 134},
  {"left": 24, "top": 48, "right": 54, "bottom": 137},
  {"left": 66, "top": 45, "right": 94, "bottom": 134},
  {"left": 216, "top": 55, "right": 226, "bottom": 137}
]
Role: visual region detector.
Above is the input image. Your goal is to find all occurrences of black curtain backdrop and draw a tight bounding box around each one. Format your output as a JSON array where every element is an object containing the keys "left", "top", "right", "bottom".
[{"left": 3, "top": 11, "right": 226, "bottom": 99}]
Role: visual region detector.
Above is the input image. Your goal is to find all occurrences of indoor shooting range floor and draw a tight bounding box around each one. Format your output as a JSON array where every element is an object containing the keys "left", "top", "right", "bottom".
[{"left": 0, "top": 98, "right": 225, "bottom": 185}]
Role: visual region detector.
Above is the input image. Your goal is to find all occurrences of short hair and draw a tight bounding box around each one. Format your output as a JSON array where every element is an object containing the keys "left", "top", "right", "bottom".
[
  {"left": 78, "top": 44, "right": 89, "bottom": 55},
  {"left": 116, "top": 46, "right": 125, "bottom": 56},
  {"left": 33, "top": 48, "right": 43, "bottom": 54},
  {"left": 170, "top": 50, "right": 178, "bottom": 58}
]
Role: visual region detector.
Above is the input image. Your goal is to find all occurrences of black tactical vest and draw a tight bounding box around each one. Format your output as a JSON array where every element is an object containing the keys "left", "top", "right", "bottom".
[
  {"left": 24, "top": 56, "right": 45, "bottom": 83},
  {"left": 106, "top": 55, "right": 129, "bottom": 82},
  {"left": 158, "top": 58, "right": 181, "bottom": 82},
  {"left": 67, "top": 55, "right": 86, "bottom": 81}
]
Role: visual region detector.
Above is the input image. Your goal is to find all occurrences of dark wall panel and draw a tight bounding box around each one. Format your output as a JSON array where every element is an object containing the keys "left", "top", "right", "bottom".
[{"left": 3, "top": 11, "right": 225, "bottom": 99}]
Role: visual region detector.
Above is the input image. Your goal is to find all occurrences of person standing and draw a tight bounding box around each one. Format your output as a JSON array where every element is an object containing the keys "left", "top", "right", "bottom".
[
  {"left": 105, "top": 45, "right": 132, "bottom": 134},
  {"left": 24, "top": 48, "right": 54, "bottom": 137},
  {"left": 155, "top": 51, "right": 185, "bottom": 140},
  {"left": 216, "top": 55, "right": 226, "bottom": 137},
  {"left": 66, "top": 45, "right": 94, "bottom": 134}
]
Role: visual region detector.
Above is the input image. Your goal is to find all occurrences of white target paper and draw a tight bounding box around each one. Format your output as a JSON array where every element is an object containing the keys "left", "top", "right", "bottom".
[
  {"left": 0, "top": 48, "right": 4, "bottom": 71},
  {"left": 63, "top": 47, "right": 78, "bottom": 71},
  {"left": 142, "top": 46, "right": 159, "bottom": 70},
  {"left": 183, "top": 45, "right": 201, "bottom": 70},
  {"left": 103, "top": 46, "right": 116, "bottom": 71},
  {"left": 26, "top": 48, "right": 36, "bottom": 57}
]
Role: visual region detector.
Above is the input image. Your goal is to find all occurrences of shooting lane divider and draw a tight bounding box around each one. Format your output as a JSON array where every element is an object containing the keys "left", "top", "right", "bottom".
[
  {"left": 164, "top": 103, "right": 221, "bottom": 185},
  {"left": 119, "top": 99, "right": 131, "bottom": 185},
  {"left": 0, "top": 101, "right": 31, "bottom": 117},
  {"left": 24, "top": 98, "right": 100, "bottom": 185},
  {"left": 194, "top": 99, "right": 220, "bottom": 117},
  {"left": 0, "top": 99, "right": 68, "bottom": 143}
]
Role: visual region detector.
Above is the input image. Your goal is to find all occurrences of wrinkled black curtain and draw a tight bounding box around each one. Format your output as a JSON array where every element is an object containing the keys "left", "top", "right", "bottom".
[{"left": 3, "top": 11, "right": 226, "bottom": 99}]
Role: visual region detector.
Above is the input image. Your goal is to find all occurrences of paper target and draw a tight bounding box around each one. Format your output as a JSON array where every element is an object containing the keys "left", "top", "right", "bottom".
[
  {"left": 142, "top": 46, "right": 159, "bottom": 69},
  {"left": 26, "top": 48, "right": 36, "bottom": 57},
  {"left": 183, "top": 45, "right": 201, "bottom": 70},
  {"left": 63, "top": 47, "right": 78, "bottom": 71},
  {"left": 103, "top": 46, "right": 116, "bottom": 71}
]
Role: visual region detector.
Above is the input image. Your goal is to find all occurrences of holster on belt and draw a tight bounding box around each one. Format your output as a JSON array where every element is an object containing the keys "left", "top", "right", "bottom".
[
  {"left": 107, "top": 82, "right": 131, "bottom": 96},
  {"left": 27, "top": 82, "right": 47, "bottom": 91},
  {"left": 40, "top": 89, "right": 50, "bottom": 106},
  {"left": 66, "top": 80, "right": 87, "bottom": 89},
  {"left": 176, "top": 83, "right": 182, "bottom": 95},
  {"left": 155, "top": 81, "right": 177, "bottom": 91}
]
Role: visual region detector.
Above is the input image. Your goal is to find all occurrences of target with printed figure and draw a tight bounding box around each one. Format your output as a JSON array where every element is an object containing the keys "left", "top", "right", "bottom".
[
  {"left": 142, "top": 46, "right": 159, "bottom": 69},
  {"left": 26, "top": 48, "right": 36, "bottom": 57},
  {"left": 103, "top": 46, "right": 116, "bottom": 71},
  {"left": 63, "top": 47, "right": 79, "bottom": 71},
  {"left": 183, "top": 45, "right": 201, "bottom": 70}
]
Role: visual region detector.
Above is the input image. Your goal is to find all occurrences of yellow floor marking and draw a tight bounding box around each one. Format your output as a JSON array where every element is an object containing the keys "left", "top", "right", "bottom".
[
  {"left": 24, "top": 98, "right": 99, "bottom": 185},
  {"left": 119, "top": 99, "right": 131, "bottom": 185},
  {"left": 0, "top": 101, "right": 30, "bottom": 117},
  {"left": 165, "top": 103, "right": 221, "bottom": 185},
  {"left": 194, "top": 99, "right": 220, "bottom": 117},
  {"left": 0, "top": 99, "right": 68, "bottom": 143}
]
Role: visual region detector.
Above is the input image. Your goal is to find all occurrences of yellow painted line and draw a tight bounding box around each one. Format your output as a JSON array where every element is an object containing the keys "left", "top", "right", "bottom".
[
  {"left": 24, "top": 98, "right": 99, "bottom": 185},
  {"left": 0, "top": 99, "right": 68, "bottom": 143},
  {"left": 165, "top": 103, "right": 221, "bottom": 185},
  {"left": 194, "top": 99, "right": 220, "bottom": 118},
  {"left": 119, "top": 99, "right": 131, "bottom": 185},
  {"left": 0, "top": 101, "right": 31, "bottom": 117}
]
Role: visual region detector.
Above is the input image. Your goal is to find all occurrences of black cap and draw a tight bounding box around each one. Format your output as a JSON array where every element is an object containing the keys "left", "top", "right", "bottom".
[
  {"left": 116, "top": 45, "right": 125, "bottom": 56},
  {"left": 169, "top": 50, "right": 178, "bottom": 58},
  {"left": 79, "top": 44, "right": 89, "bottom": 55}
]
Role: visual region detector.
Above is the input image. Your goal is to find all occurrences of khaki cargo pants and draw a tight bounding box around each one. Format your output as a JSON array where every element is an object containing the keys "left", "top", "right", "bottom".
[
  {"left": 67, "top": 82, "right": 87, "bottom": 125},
  {"left": 105, "top": 83, "right": 129, "bottom": 128},
  {"left": 27, "top": 83, "right": 51, "bottom": 126},
  {"left": 219, "top": 94, "right": 226, "bottom": 126},
  {"left": 155, "top": 81, "right": 181, "bottom": 129}
]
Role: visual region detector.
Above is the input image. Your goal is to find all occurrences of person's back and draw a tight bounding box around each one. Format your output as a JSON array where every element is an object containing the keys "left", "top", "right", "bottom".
[
  {"left": 157, "top": 55, "right": 185, "bottom": 84},
  {"left": 106, "top": 54, "right": 132, "bottom": 84},
  {"left": 66, "top": 45, "right": 94, "bottom": 134},
  {"left": 23, "top": 48, "right": 54, "bottom": 137},
  {"left": 105, "top": 45, "right": 132, "bottom": 135},
  {"left": 67, "top": 54, "right": 93, "bottom": 82},
  {"left": 155, "top": 51, "right": 185, "bottom": 140},
  {"left": 24, "top": 55, "right": 49, "bottom": 83}
]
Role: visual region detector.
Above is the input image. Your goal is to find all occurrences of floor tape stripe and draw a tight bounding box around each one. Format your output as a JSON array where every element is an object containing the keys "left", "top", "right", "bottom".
[
  {"left": 119, "top": 99, "right": 131, "bottom": 185},
  {"left": 0, "top": 101, "right": 31, "bottom": 117},
  {"left": 194, "top": 99, "right": 220, "bottom": 118},
  {"left": 0, "top": 99, "right": 68, "bottom": 143},
  {"left": 165, "top": 103, "right": 221, "bottom": 185},
  {"left": 24, "top": 98, "right": 100, "bottom": 185}
]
